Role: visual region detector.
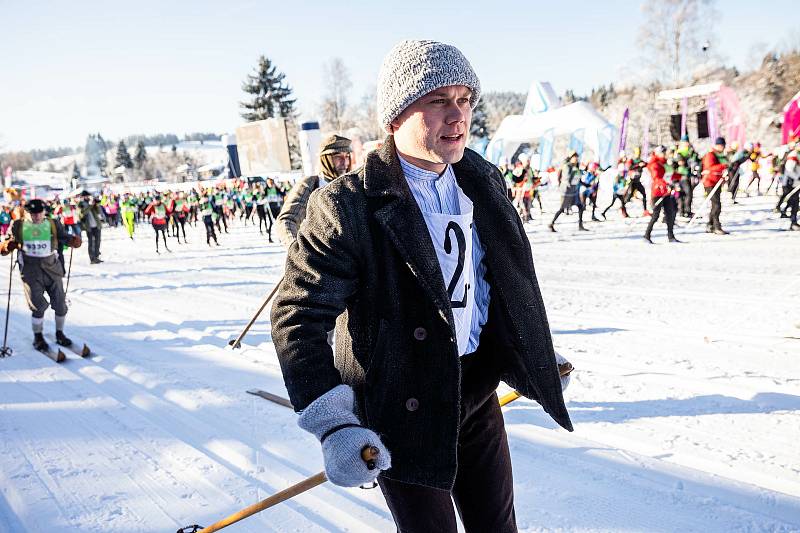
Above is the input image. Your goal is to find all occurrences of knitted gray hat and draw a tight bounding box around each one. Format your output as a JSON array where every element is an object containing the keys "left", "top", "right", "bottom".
[{"left": 377, "top": 40, "right": 481, "bottom": 133}]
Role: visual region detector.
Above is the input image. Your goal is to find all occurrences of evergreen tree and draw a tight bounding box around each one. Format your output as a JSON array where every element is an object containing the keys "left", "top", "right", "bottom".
[
  {"left": 71, "top": 162, "right": 80, "bottom": 180},
  {"left": 240, "top": 56, "right": 297, "bottom": 121},
  {"left": 470, "top": 98, "right": 489, "bottom": 139},
  {"left": 97, "top": 133, "right": 109, "bottom": 176},
  {"left": 134, "top": 140, "right": 147, "bottom": 169},
  {"left": 240, "top": 55, "right": 301, "bottom": 168},
  {"left": 116, "top": 140, "right": 134, "bottom": 169}
]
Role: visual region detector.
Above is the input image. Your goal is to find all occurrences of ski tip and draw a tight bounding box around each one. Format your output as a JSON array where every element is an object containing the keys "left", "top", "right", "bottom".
[
  {"left": 56, "top": 350, "right": 66, "bottom": 363},
  {"left": 81, "top": 344, "right": 91, "bottom": 357}
]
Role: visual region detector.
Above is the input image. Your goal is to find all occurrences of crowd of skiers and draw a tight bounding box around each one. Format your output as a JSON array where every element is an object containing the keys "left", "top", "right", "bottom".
[
  {"left": 1, "top": 177, "right": 292, "bottom": 256},
  {"left": 3, "top": 135, "right": 798, "bottom": 260},
  {"left": 497, "top": 134, "right": 800, "bottom": 241}
]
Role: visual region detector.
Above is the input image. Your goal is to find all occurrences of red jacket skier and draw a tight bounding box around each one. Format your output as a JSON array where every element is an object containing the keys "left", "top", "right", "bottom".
[
  {"left": 701, "top": 148, "right": 728, "bottom": 188},
  {"left": 144, "top": 198, "right": 170, "bottom": 225},
  {"left": 647, "top": 152, "right": 669, "bottom": 198}
]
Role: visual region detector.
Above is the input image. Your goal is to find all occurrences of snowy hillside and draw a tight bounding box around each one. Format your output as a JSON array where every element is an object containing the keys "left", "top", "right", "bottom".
[{"left": 0, "top": 191, "right": 798, "bottom": 532}]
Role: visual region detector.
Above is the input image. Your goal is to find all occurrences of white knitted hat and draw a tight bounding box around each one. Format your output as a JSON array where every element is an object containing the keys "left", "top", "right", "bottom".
[{"left": 376, "top": 40, "right": 481, "bottom": 133}]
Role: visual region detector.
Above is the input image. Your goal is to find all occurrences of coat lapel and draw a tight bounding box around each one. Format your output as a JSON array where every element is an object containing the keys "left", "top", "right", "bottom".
[
  {"left": 364, "top": 138, "right": 453, "bottom": 321},
  {"left": 453, "top": 149, "right": 524, "bottom": 272}
]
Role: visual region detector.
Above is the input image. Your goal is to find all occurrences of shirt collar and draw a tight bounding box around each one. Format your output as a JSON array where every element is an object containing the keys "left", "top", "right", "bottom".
[{"left": 398, "top": 154, "right": 451, "bottom": 182}]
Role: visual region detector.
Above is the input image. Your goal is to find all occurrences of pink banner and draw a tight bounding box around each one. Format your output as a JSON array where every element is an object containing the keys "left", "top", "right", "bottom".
[
  {"left": 707, "top": 97, "right": 718, "bottom": 141},
  {"left": 782, "top": 99, "right": 800, "bottom": 144},
  {"left": 717, "top": 86, "right": 746, "bottom": 146},
  {"left": 618, "top": 108, "right": 629, "bottom": 153}
]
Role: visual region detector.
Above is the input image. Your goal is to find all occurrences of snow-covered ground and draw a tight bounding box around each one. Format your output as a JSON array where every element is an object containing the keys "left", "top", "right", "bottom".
[{"left": 0, "top": 191, "right": 798, "bottom": 532}]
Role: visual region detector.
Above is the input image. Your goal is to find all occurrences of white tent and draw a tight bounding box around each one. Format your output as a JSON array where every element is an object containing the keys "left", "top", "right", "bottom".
[{"left": 486, "top": 100, "right": 618, "bottom": 168}]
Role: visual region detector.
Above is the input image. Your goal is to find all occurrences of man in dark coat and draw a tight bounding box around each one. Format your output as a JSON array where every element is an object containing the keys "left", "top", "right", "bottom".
[
  {"left": 270, "top": 39, "right": 572, "bottom": 533},
  {"left": 275, "top": 135, "right": 352, "bottom": 249}
]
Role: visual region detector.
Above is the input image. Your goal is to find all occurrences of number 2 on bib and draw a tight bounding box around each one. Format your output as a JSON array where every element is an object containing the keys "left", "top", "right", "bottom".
[{"left": 444, "top": 221, "right": 468, "bottom": 309}]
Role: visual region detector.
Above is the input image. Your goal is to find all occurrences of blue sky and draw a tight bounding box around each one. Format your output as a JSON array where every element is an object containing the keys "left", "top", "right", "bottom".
[{"left": 1, "top": 0, "right": 797, "bottom": 151}]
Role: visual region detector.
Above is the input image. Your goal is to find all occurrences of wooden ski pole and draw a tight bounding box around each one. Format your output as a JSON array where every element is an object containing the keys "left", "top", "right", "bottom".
[
  {"left": 180, "top": 365, "right": 575, "bottom": 532},
  {"left": 181, "top": 388, "right": 538, "bottom": 533},
  {"left": 228, "top": 277, "right": 283, "bottom": 349},
  {"left": 686, "top": 176, "right": 726, "bottom": 228},
  {"left": 185, "top": 446, "right": 379, "bottom": 533},
  {"left": 498, "top": 361, "right": 574, "bottom": 406}
]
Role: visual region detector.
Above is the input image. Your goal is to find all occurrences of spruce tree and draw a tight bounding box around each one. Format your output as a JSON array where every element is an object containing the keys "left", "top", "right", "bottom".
[
  {"left": 97, "top": 133, "right": 109, "bottom": 176},
  {"left": 240, "top": 56, "right": 297, "bottom": 121},
  {"left": 134, "top": 140, "right": 147, "bottom": 169},
  {"left": 470, "top": 98, "right": 489, "bottom": 139},
  {"left": 116, "top": 140, "right": 134, "bottom": 169},
  {"left": 71, "top": 162, "right": 80, "bottom": 180},
  {"left": 240, "top": 55, "right": 301, "bottom": 168}
]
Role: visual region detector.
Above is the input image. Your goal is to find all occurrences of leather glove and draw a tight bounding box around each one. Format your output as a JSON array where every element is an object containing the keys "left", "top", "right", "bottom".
[
  {"left": 69, "top": 235, "right": 82, "bottom": 248},
  {"left": 0, "top": 239, "right": 17, "bottom": 256},
  {"left": 555, "top": 352, "right": 573, "bottom": 392},
  {"left": 298, "top": 384, "right": 391, "bottom": 487}
]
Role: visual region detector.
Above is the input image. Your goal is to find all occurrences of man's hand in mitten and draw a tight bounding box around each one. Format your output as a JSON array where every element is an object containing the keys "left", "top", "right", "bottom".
[{"left": 298, "top": 384, "right": 391, "bottom": 487}]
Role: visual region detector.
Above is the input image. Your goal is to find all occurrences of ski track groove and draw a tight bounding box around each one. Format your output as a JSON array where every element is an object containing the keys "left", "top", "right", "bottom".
[
  {"left": 505, "top": 423, "right": 800, "bottom": 531},
  {"left": 3, "top": 320, "right": 392, "bottom": 532},
  {"left": 3, "top": 193, "right": 797, "bottom": 532}
]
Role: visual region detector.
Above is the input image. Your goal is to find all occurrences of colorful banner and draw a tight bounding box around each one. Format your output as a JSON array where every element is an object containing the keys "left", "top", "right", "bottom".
[
  {"left": 598, "top": 125, "right": 615, "bottom": 168},
  {"left": 707, "top": 97, "right": 718, "bottom": 141},
  {"left": 782, "top": 96, "right": 800, "bottom": 144},
  {"left": 717, "top": 86, "right": 746, "bottom": 146},
  {"left": 618, "top": 108, "right": 629, "bottom": 153}
]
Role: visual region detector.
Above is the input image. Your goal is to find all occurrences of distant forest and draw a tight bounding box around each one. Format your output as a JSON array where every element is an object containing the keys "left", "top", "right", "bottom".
[{"left": 0, "top": 132, "right": 223, "bottom": 171}]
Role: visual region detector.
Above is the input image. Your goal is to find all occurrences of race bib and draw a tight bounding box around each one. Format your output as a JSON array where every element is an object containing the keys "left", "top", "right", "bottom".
[
  {"left": 419, "top": 187, "right": 475, "bottom": 356},
  {"left": 21, "top": 221, "right": 53, "bottom": 258}
]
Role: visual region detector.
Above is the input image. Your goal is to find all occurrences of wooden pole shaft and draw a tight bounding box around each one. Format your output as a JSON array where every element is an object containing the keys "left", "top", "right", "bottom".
[
  {"left": 686, "top": 176, "right": 726, "bottom": 228},
  {"left": 188, "top": 385, "right": 539, "bottom": 532},
  {"left": 198, "top": 471, "right": 327, "bottom": 533},
  {"left": 230, "top": 277, "right": 283, "bottom": 349}
]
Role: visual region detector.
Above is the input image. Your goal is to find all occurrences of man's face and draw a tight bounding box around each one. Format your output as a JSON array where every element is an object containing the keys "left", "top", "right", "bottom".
[
  {"left": 31, "top": 212, "right": 45, "bottom": 223},
  {"left": 390, "top": 85, "right": 472, "bottom": 173},
  {"left": 714, "top": 143, "right": 725, "bottom": 152},
  {"left": 331, "top": 152, "right": 351, "bottom": 176}
]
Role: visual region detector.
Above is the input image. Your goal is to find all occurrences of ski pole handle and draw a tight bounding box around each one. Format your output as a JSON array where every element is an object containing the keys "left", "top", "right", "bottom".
[{"left": 361, "top": 445, "right": 380, "bottom": 470}]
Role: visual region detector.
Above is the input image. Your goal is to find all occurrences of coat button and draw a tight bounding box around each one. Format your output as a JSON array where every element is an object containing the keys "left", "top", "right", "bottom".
[
  {"left": 405, "top": 398, "right": 419, "bottom": 412},
  {"left": 413, "top": 327, "right": 427, "bottom": 341}
]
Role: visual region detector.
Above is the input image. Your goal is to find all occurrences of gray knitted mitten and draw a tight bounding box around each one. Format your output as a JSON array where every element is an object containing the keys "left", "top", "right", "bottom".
[{"left": 298, "top": 384, "right": 391, "bottom": 487}]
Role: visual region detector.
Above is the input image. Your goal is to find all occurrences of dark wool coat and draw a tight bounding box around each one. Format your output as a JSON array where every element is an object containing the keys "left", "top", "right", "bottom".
[{"left": 270, "top": 136, "right": 572, "bottom": 490}]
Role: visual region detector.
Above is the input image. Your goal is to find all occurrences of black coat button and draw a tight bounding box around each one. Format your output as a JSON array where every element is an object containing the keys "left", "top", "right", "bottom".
[
  {"left": 405, "top": 398, "right": 419, "bottom": 411},
  {"left": 413, "top": 327, "right": 427, "bottom": 341}
]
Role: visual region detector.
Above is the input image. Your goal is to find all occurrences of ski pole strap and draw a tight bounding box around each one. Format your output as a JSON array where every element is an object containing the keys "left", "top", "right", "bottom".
[{"left": 320, "top": 423, "right": 363, "bottom": 444}]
